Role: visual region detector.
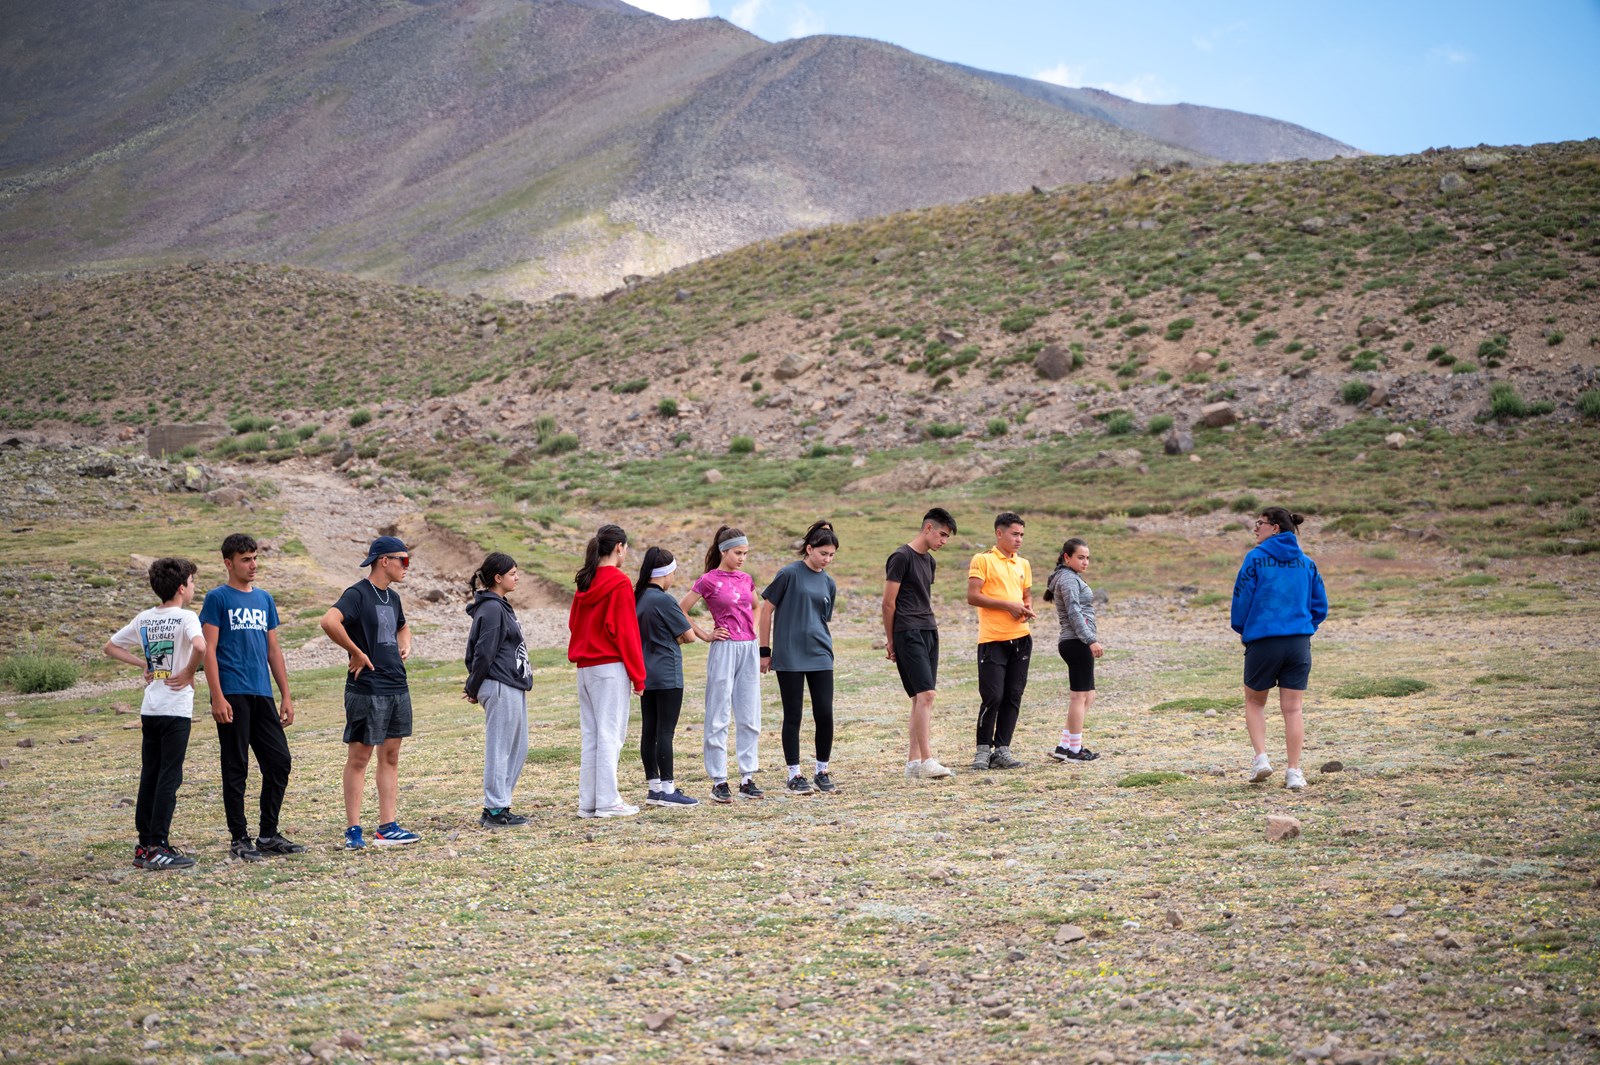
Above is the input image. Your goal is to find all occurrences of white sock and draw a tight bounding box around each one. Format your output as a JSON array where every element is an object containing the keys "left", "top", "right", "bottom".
[
  {"left": 787, "top": 765, "right": 801, "bottom": 779},
  {"left": 1060, "top": 729, "right": 1072, "bottom": 748},
  {"left": 815, "top": 760, "right": 829, "bottom": 775},
  {"left": 662, "top": 779, "right": 675, "bottom": 794},
  {"left": 1068, "top": 732, "right": 1083, "bottom": 753},
  {"left": 647, "top": 777, "right": 661, "bottom": 793}
]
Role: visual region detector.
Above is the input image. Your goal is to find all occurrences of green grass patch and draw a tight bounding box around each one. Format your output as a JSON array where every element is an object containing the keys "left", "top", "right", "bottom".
[
  {"left": 1118, "top": 771, "right": 1188, "bottom": 788},
  {"left": 1330, "top": 677, "right": 1431, "bottom": 699}
]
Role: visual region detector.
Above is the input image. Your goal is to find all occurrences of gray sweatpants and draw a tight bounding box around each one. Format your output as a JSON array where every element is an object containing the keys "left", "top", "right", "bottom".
[
  {"left": 703, "top": 639, "right": 761, "bottom": 783},
  {"left": 480, "top": 679, "right": 528, "bottom": 810},
  {"left": 577, "top": 662, "right": 630, "bottom": 814}
]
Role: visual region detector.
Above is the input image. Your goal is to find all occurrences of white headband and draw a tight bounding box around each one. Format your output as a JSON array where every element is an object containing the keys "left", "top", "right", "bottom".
[
  {"left": 719, "top": 536, "right": 748, "bottom": 551},
  {"left": 650, "top": 560, "right": 677, "bottom": 578}
]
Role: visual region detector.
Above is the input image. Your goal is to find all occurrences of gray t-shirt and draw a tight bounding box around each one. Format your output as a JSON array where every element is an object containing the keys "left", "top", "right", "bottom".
[
  {"left": 635, "top": 586, "right": 690, "bottom": 690},
  {"left": 761, "top": 560, "right": 836, "bottom": 672}
]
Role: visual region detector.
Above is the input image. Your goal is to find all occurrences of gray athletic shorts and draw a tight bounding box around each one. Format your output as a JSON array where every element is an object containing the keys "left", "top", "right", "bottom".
[{"left": 343, "top": 690, "right": 413, "bottom": 745}]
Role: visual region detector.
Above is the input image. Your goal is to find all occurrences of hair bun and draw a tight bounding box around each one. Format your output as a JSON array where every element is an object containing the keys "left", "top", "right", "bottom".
[{"left": 1290, "top": 513, "right": 1305, "bottom": 527}]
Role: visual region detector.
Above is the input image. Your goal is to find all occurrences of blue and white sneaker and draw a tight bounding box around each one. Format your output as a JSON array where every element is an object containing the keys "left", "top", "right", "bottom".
[
  {"left": 645, "top": 790, "right": 667, "bottom": 808},
  {"left": 344, "top": 826, "right": 366, "bottom": 850},
  {"left": 655, "top": 788, "right": 699, "bottom": 808},
  {"left": 374, "top": 822, "right": 421, "bottom": 846}
]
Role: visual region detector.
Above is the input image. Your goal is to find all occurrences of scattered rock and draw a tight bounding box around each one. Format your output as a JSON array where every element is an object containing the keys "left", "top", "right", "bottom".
[
  {"left": 1164, "top": 909, "right": 1183, "bottom": 929},
  {"left": 1162, "top": 429, "right": 1195, "bottom": 455},
  {"left": 1034, "top": 345, "right": 1076, "bottom": 381},
  {"left": 1439, "top": 172, "right": 1469, "bottom": 195},
  {"left": 1384, "top": 432, "right": 1407, "bottom": 450},
  {"left": 1054, "top": 924, "right": 1088, "bottom": 945},
  {"left": 871, "top": 246, "right": 903, "bottom": 265},
  {"left": 1385, "top": 904, "right": 1408, "bottom": 918},
  {"left": 1266, "top": 815, "right": 1302, "bottom": 842},
  {"left": 141, "top": 1013, "right": 162, "bottom": 1030},
  {"left": 775, "top": 993, "right": 801, "bottom": 1010},
  {"left": 701, "top": 469, "right": 723, "bottom": 485},
  {"left": 330, "top": 440, "right": 356, "bottom": 468},
  {"left": 642, "top": 1010, "right": 675, "bottom": 1031},
  {"left": 66, "top": 734, "right": 97, "bottom": 744},
  {"left": 772, "top": 354, "right": 814, "bottom": 381},
  {"left": 205, "top": 486, "right": 248, "bottom": 507},
  {"left": 336, "top": 1031, "right": 365, "bottom": 1049},
  {"left": 1065, "top": 448, "right": 1143, "bottom": 472},
  {"left": 1320, "top": 760, "right": 1345, "bottom": 773},
  {"left": 116, "top": 797, "right": 134, "bottom": 807},
  {"left": 1198, "top": 402, "right": 1236, "bottom": 428},
  {"left": 16, "top": 738, "right": 36, "bottom": 748},
  {"left": 1298, "top": 216, "right": 1326, "bottom": 235},
  {"left": 1461, "top": 151, "right": 1505, "bottom": 172}
]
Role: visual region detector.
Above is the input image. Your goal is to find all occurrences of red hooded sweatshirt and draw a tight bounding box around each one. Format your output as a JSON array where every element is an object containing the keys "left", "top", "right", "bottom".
[{"left": 567, "top": 564, "right": 646, "bottom": 691}]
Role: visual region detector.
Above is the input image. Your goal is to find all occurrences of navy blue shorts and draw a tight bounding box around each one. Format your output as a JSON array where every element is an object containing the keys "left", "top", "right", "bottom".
[{"left": 1243, "top": 635, "right": 1312, "bottom": 692}]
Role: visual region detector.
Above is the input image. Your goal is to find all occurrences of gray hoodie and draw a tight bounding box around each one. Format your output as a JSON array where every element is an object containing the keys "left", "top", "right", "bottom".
[
  {"left": 1049, "top": 568, "right": 1097, "bottom": 644},
  {"left": 464, "top": 591, "right": 532, "bottom": 698}
]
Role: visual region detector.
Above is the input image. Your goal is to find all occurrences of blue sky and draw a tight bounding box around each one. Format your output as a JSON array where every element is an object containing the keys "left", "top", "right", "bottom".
[{"left": 626, "top": 0, "right": 1600, "bottom": 155}]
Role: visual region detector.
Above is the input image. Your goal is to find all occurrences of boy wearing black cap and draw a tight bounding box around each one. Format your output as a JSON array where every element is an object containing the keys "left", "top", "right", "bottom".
[{"left": 320, "top": 535, "right": 421, "bottom": 849}]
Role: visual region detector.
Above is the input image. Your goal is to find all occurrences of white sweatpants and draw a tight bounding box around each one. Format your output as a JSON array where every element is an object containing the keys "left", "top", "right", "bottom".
[
  {"left": 577, "top": 663, "right": 630, "bottom": 814},
  {"left": 703, "top": 639, "right": 761, "bottom": 782}
]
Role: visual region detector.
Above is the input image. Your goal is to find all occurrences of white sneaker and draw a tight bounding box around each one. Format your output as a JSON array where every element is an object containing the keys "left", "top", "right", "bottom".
[
  {"left": 1285, "top": 768, "right": 1306, "bottom": 791},
  {"left": 592, "top": 803, "right": 640, "bottom": 818},
  {"left": 905, "top": 760, "right": 922, "bottom": 779},
  {"left": 1248, "top": 753, "right": 1273, "bottom": 783},
  {"left": 916, "top": 759, "right": 954, "bottom": 779}
]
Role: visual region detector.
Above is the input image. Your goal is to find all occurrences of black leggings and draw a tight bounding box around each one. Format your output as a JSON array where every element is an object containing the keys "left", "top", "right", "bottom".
[
  {"left": 777, "top": 670, "right": 834, "bottom": 767},
  {"left": 640, "top": 688, "right": 684, "bottom": 781},
  {"left": 137, "top": 716, "right": 191, "bottom": 847}
]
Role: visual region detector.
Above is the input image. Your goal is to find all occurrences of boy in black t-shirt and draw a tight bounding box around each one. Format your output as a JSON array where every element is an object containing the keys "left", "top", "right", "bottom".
[
  {"left": 882, "top": 508, "right": 958, "bottom": 781},
  {"left": 319, "top": 536, "right": 421, "bottom": 849}
]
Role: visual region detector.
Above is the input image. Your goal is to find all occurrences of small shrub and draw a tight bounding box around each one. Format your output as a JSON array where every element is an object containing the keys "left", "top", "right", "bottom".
[
  {"left": 728, "top": 436, "right": 755, "bottom": 454},
  {"left": 1, "top": 652, "right": 79, "bottom": 693},
  {"left": 1231, "top": 494, "right": 1260, "bottom": 513},
  {"left": 295, "top": 425, "right": 317, "bottom": 441},
  {"left": 986, "top": 417, "right": 1009, "bottom": 437},
  {"left": 1147, "top": 697, "right": 1234, "bottom": 713},
  {"left": 1577, "top": 389, "right": 1600, "bottom": 420},
  {"left": 1426, "top": 344, "right": 1449, "bottom": 361},
  {"left": 1164, "top": 318, "right": 1195, "bottom": 341},
  {"left": 924, "top": 422, "right": 964, "bottom": 440},
  {"left": 1103, "top": 412, "right": 1134, "bottom": 436},
  {"left": 999, "top": 308, "right": 1046, "bottom": 334},
  {"left": 1252, "top": 329, "right": 1279, "bottom": 347},
  {"left": 1118, "top": 771, "right": 1187, "bottom": 788},
  {"left": 537, "top": 433, "right": 579, "bottom": 456},
  {"left": 1330, "top": 677, "right": 1430, "bottom": 699},
  {"left": 1340, "top": 380, "right": 1372, "bottom": 405},
  {"left": 657, "top": 398, "right": 678, "bottom": 418},
  {"left": 1433, "top": 352, "right": 1457, "bottom": 366},
  {"left": 1147, "top": 414, "right": 1174, "bottom": 435},
  {"left": 1547, "top": 331, "right": 1565, "bottom": 346},
  {"left": 348, "top": 408, "right": 373, "bottom": 428},
  {"left": 612, "top": 379, "right": 648, "bottom": 394},
  {"left": 671, "top": 431, "right": 691, "bottom": 446},
  {"left": 1472, "top": 672, "right": 1532, "bottom": 685},
  {"left": 1450, "top": 360, "right": 1479, "bottom": 374},
  {"left": 1350, "top": 350, "right": 1382, "bottom": 372},
  {"left": 1445, "top": 574, "right": 1498, "bottom": 587},
  {"left": 230, "top": 415, "right": 273, "bottom": 435},
  {"left": 239, "top": 432, "right": 271, "bottom": 453},
  {"left": 1487, "top": 382, "right": 1528, "bottom": 419}
]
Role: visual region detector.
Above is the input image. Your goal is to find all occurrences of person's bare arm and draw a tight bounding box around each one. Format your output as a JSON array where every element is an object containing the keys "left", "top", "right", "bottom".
[
  {"left": 396, "top": 623, "right": 411, "bottom": 661},
  {"left": 881, "top": 580, "right": 900, "bottom": 661},
  {"left": 967, "top": 576, "right": 1031, "bottom": 619},
  {"left": 320, "top": 607, "right": 374, "bottom": 678},
  {"left": 757, "top": 599, "right": 776, "bottom": 673},
  {"left": 164, "top": 632, "right": 207, "bottom": 691},
  {"left": 102, "top": 641, "right": 146, "bottom": 670}
]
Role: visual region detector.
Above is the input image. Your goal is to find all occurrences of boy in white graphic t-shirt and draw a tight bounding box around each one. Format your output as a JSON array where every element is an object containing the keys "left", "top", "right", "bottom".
[{"left": 103, "top": 558, "right": 207, "bottom": 870}]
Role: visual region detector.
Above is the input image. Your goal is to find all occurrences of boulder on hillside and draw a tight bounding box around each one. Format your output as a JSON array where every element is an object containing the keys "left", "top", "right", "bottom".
[
  {"left": 1163, "top": 429, "right": 1195, "bottom": 455},
  {"left": 205, "top": 486, "right": 248, "bottom": 507},
  {"left": 1199, "top": 402, "right": 1236, "bottom": 428},
  {"left": 1064, "top": 449, "right": 1143, "bottom": 472},
  {"left": 871, "top": 246, "right": 903, "bottom": 264},
  {"left": 1187, "top": 351, "right": 1214, "bottom": 374},
  {"left": 1034, "top": 345, "right": 1075, "bottom": 380},
  {"left": 773, "top": 354, "right": 813, "bottom": 381},
  {"left": 844, "top": 455, "right": 1000, "bottom": 494},
  {"left": 1439, "top": 172, "right": 1469, "bottom": 195}
]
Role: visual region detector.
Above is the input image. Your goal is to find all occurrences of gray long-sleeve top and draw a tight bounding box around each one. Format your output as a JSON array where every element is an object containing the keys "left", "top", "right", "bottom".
[{"left": 1049, "top": 568, "right": 1098, "bottom": 644}]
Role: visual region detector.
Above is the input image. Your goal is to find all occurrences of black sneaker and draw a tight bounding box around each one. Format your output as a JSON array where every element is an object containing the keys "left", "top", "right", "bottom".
[
  {"left": 255, "top": 834, "right": 306, "bottom": 855},
  {"left": 738, "top": 778, "right": 765, "bottom": 800},
  {"left": 1066, "top": 747, "right": 1100, "bottom": 761},
  {"left": 1049, "top": 745, "right": 1073, "bottom": 762},
  {"left": 813, "top": 771, "right": 837, "bottom": 794},
  {"left": 785, "top": 774, "right": 814, "bottom": 795},
  {"left": 710, "top": 782, "right": 734, "bottom": 804},
  {"left": 133, "top": 844, "right": 150, "bottom": 869},
  {"left": 144, "top": 844, "right": 196, "bottom": 870},
  {"left": 480, "top": 807, "right": 531, "bottom": 828},
  {"left": 230, "top": 837, "right": 265, "bottom": 863}
]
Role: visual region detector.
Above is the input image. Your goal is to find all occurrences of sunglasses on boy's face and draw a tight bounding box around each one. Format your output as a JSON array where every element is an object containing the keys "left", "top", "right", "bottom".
[{"left": 382, "top": 554, "right": 411, "bottom": 569}]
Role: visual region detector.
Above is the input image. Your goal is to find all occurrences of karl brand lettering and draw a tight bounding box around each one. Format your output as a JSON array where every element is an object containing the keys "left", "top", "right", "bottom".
[{"left": 228, "top": 606, "right": 271, "bottom": 631}]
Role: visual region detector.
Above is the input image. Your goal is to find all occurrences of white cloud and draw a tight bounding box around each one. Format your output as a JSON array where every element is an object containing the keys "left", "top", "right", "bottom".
[
  {"left": 784, "top": 1, "right": 823, "bottom": 39},
  {"left": 1428, "top": 44, "right": 1472, "bottom": 64},
  {"left": 629, "top": 0, "right": 712, "bottom": 18},
  {"left": 730, "top": 0, "right": 764, "bottom": 30},
  {"left": 1193, "top": 21, "right": 1247, "bottom": 53},
  {"left": 1033, "top": 63, "right": 1087, "bottom": 87},
  {"left": 1092, "top": 74, "right": 1174, "bottom": 104}
]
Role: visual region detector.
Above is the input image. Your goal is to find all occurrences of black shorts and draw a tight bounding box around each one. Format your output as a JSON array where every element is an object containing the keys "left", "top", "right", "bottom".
[
  {"left": 343, "top": 690, "right": 413, "bottom": 745},
  {"left": 1243, "top": 635, "right": 1312, "bottom": 692},
  {"left": 1058, "top": 639, "right": 1096, "bottom": 692},
  {"left": 893, "top": 628, "right": 939, "bottom": 698}
]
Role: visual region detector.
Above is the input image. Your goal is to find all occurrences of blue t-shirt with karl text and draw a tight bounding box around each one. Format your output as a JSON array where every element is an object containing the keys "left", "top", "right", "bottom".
[{"left": 198, "top": 585, "right": 280, "bottom": 697}]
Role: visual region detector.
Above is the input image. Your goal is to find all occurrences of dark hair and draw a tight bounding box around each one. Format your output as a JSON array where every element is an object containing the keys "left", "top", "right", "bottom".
[
  {"left": 220, "top": 533, "right": 257, "bottom": 560},
  {"left": 1042, "top": 538, "right": 1088, "bottom": 603},
  {"left": 922, "top": 507, "right": 957, "bottom": 534},
  {"left": 703, "top": 525, "right": 745, "bottom": 573},
  {"left": 470, "top": 552, "right": 517, "bottom": 596},
  {"left": 994, "top": 511, "right": 1025, "bottom": 531},
  {"left": 149, "top": 557, "right": 197, "bottom": 602},
  {"left": 798, "top": 520, "right": 839, "bottom": 557},
  {"left": 575, "top": 524, "right": 628, "bottom": 592},
  {"left": 1259, "top": 507, "right": 1304, "bottom": 536},
  {"left": 635, "top": 546, "right": 674, "bottom": 601}
]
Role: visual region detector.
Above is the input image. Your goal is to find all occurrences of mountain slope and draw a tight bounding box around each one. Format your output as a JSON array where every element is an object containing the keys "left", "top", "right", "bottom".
[
  {"left": 958, "top": 66, "right": 1362, "bottom": 163},
  {"left": 2, "top": 0, "right": 1356, "bottom": 301}
]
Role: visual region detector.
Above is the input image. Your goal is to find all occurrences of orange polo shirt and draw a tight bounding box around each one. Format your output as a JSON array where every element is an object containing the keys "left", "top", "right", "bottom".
[{"left": 968, "top": 546, "right": 1032, "bottom": 643}]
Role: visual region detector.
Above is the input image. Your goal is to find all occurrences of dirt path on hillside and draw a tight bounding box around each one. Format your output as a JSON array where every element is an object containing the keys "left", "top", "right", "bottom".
[{"left": 265, "top": 463, "right": 574, "bottom": 673}]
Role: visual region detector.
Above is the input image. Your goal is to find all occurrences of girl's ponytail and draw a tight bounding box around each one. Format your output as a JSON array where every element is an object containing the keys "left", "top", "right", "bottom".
[
  {"left": 576, "top": 524, "right": 628, "bottom": 592},
  {"left": 470, "top": 552, "right": 517, "bottom": 597},
  {"left": 703, "top": 524, "right": 744, "bottom": 573},
  {"left": 797, "top": 519, "right": 839, "bottom": 557},
  {"left": 635, "top": 546, "right": 674, "bottom": 601},
  {"left": 1042, "top": 538, "right": 1087, "bottom": 602}
]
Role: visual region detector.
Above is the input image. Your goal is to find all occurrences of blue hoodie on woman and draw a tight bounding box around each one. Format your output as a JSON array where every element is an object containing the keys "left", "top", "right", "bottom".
[{"left": 1231, "top": 532, "right": 1328, "bottom": 644}]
